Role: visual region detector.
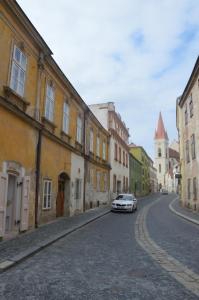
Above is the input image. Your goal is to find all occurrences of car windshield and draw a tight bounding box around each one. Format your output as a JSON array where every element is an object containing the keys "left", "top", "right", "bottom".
[{"left": 116, "top": 195, "right": 133, "bottom": 200}]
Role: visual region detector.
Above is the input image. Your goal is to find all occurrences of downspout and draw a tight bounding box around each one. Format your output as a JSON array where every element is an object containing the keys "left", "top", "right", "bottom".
[
  {"left": 35, "top": 129, "right": 42, "bottom": 228},
  {"left": 83, "top": 109, "right": 87, "bottom": 212},
  {"left": 34, "top": 52, "right": 45, "bottom": 227}
]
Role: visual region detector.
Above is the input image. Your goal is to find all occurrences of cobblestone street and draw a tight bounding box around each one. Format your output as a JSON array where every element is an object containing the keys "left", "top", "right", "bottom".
[{"left": 0, "top": 194, "right": 198, "bottom": 299}]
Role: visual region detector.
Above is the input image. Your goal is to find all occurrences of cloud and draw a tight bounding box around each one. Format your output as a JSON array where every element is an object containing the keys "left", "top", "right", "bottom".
[{"left": 18, "top": 0, "right": 199, "bottom": 158}]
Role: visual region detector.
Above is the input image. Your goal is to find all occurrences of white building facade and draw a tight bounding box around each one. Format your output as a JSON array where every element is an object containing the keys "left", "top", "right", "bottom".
[
  {"left": 154, "top": 112, "right": 180, "bottom": 192},
  {"left": 154, "top": 112, "right": 169, "bottom": 191},
  {"left": 89, "top": 102, "right": 130, "bottom": 200}
]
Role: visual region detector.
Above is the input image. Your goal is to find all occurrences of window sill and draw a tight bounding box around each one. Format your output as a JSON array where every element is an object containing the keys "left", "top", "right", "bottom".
[
  {"left": 75, "top": 140, "right": 83, "bottom": 151},
  {"left": 3, "top": 86, "right": 30, "bottom": 112},
  {"left": 61, "top": 131, "right": 71, "bottom": 144},
  {"left": 42, "top": 116, "right": 57, "bottom": 133},
  {"left": 89, "top": 151, "right": 94, "bottom": 159},
  {"left": 42, "top": 207, "right": 51, "bottom": 211}
]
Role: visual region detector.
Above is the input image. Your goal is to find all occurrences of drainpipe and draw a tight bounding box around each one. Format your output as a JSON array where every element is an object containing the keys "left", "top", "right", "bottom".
[
  {"left": 83, "top": 108, "right": 89, "bottom": 212},
  {"left": 35, "top": 129, "right": 42, "bottom": 228}
]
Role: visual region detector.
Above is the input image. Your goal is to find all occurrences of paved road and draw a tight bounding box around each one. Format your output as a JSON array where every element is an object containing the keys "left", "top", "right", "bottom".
[{"left": 0, "top": 194, "right": 198, "bottom": 300}]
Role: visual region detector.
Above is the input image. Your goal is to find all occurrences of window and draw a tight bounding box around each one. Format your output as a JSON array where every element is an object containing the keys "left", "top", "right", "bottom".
[
  {"left": 102, "top": 142, "right": 106, "bottom": 160},
  {"left": 193, "top": 177, "right": 197, "bottom": 200},
  {"left": 189, "top": 95, "right": 193, "bottom": 117},
  {"left": 114, "top": 143, "right": 118, "bottom": 161},
  {"left": 123, "top": 151, "right": 125, "bottom": 166},
  {"left": 96, "top": 136, "right": 100, "bottom": 157},
  {"left": 76, "top": 116, "right": 82, "bottom": 144},
  {"left": 63, "top": 102, "right": 69, "bottom": 134},
  {"left": 158, "top": 148, "right": 161, "bottom": 157},
  {"left": 126, "top": 153, "right": 128, "bottom": 167},
  {"left": 10, "top": 45, "right": 27, "bottom": 97},
  {"left": 185, "top": 104, "right": 188, "bottom": 125},
  {"left": 126, "top": 177, "right": 128, "bottom": 193},
  {"left": 75, "top": 179, "right": 82, "bottom": 200},
  {"left": 113, "top": 175, "right": 116, "bottom": 193},
  {"left": 45, "top": 84, "right": 55, "bottom": 122},
  {"left": 186, "top": 140, "right": 190, "bottom": 163},
  {"left": 43, "top": 180, "right": 52, "bottom": 209},
  {"left": 123, "top": 176, "right": 125, "bottom": 192},
  {"left": 187, "top": 178, "right": 191, "bottom": 200},
  {"left": 96, "top": 171, "right": 101, "bottom": 191},
  {"left": 103, "top": 173, "right": 107, "bottom": 192},
  {"left": 191, "top": 134, "right": 196, "bottom": 159},
  {"left": 119, "top": 147, "right": 121, "bottom": 163},
  {"left": 89, "top": 168, "right": 94, "bottom": 185},
  {"left": 89, "top": 128, "right": 94, "bottom": 152},
  {"left": 159, "top": 164, "right": 161, "bottom": 173}
]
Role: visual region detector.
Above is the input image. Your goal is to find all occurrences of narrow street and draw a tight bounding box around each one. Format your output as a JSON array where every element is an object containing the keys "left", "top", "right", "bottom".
[{"left": 0, "top": 194, "right": 198, "bottom": 300}]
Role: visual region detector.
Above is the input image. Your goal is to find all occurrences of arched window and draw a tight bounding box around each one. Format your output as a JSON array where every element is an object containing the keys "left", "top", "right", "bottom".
[{"left": 158, "top": 147, "right": 161, "bottom": 157}]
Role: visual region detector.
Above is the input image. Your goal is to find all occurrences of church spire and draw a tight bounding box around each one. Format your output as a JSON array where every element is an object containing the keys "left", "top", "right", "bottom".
[{"left": 154, "top": 112, "right": 168, "bottom": 140}]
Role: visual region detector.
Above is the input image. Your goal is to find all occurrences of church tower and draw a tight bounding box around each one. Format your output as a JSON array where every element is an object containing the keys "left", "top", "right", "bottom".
[{"left": 154, "top": 112, "right": 169, "bottom": 190}]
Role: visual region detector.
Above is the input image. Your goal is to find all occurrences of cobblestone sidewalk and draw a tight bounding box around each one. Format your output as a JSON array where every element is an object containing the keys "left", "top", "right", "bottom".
[
  {"left": 169, "top": 197, "right": 199, "bottom": 225},
  {"left": 0, "top": 206, "right": 110, "bottom": 271}
]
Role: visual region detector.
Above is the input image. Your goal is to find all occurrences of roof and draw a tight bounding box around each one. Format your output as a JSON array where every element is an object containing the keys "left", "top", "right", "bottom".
[
  {"left": 129, "top": 145, "right": 153, "bottom": 164},
  {"left": 169, "top": 148, "right": 180, "bottom": 161},
  {"left": 129, "top": 152, "right": 143, "bottom": 166},
  {"left": 154, "top": 112, "right": 168, "bottom": 140}
]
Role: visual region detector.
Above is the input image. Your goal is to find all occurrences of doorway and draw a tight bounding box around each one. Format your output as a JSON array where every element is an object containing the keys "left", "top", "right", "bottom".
[
  {"left": 5, "top": 174, "right": 18, "bottom": 233},
  {"left": 56, "top": 173, "right": 70, "bottom": 217},
  {"left": 117, "top": 180, "right": 121, "bottom": 194}
]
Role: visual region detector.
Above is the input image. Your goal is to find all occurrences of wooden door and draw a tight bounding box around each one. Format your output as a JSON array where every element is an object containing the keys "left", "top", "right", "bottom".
[{"left": 56, "top": 179, "right": 65, "bottom": 217}]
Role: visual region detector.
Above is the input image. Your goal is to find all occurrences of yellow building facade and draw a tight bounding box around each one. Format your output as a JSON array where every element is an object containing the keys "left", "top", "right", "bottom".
[
  {"left": 0, "top": 0, "right": 110, "bottom": 239},
  {"left": 129, "top": 146, "right": 151, "bottom": 196}
]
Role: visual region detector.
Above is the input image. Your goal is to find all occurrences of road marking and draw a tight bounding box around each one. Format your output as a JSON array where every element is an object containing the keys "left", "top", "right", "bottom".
[{"left": 135, "top": 197, "right": 199, "bottom": 297}]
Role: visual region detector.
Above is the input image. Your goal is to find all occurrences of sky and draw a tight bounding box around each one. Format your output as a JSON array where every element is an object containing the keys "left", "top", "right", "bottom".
[{"left": 18, "top": 0, "right": 199, "bottom": 159}]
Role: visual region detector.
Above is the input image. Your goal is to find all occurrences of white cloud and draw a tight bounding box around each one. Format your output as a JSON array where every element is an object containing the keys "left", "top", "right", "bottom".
[{"left": 18, "top": 0, "right": 199, "bottom": 158}]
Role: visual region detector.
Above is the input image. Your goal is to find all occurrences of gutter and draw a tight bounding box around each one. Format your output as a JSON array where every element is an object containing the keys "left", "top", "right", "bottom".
[
  {"left": 35, "top": 129, "right": 42, "bottom": 228},
  {"left": 83, "top": 109, "right": 88, "bottom": 212}
]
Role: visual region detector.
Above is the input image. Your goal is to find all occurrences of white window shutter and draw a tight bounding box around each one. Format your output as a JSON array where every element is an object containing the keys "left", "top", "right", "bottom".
[
  {"left": 0, "top": 173, "right": 8, "bottom": 237},
  {"left": 20, "top": 176, "right": 30, "bottom": 232}
]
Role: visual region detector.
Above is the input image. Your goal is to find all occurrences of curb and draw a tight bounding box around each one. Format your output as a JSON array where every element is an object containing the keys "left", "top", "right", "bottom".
[
  {"left": 169, "top": 198, "right": 199, "bottom": 226},
  {"left": 0, "top": 208, "right": 110, "bottom": 273}
]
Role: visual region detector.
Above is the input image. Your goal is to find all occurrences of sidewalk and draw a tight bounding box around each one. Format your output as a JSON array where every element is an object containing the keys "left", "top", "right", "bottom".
[
  {"left": 169, "top": 197, "right": 199, "bottom": 226},
  {"left": 0, "top": 206, "right": 110, "bottom": 272}
]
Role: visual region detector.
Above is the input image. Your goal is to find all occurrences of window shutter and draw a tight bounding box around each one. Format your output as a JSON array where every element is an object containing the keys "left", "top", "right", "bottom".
[
  {"left": 20, "top": 176, "right": 30, "bottom": 232},
  {"left": 0, "top": 173, "right": 8, "bottom": 237}
]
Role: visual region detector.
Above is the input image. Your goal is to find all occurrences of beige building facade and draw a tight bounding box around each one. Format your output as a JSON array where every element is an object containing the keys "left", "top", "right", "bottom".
[{"left": 177, "top": 57, "right": 199, "bottom": 211}]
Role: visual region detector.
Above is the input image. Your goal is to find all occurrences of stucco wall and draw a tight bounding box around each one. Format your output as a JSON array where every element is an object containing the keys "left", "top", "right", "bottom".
[{"left": 70, "top": 152, "right": 84, "bottom": 216}]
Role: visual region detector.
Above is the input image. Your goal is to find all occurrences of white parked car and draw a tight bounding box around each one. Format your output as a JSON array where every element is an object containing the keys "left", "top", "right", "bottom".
[{"left": 111, "top": 194, "right": 137, "bottom": 213}]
